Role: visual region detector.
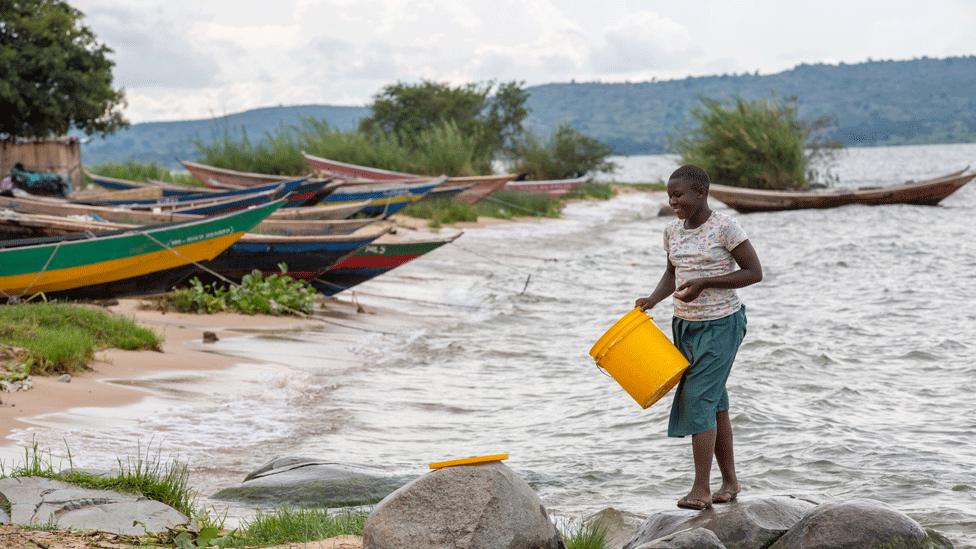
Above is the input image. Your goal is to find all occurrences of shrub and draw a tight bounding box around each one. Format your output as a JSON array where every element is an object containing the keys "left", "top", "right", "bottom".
[
  {"left": 512, "top": 125, "right": 617, "bottom": 180},
  {"left": 194, "top": 126, "right": 307, "bottom": 175},
  {"left": 671, "top": 96, "right": 840, "bottom": 190},
  {"left": 168, "top": 267, "right": 317, "bottom": 316}
]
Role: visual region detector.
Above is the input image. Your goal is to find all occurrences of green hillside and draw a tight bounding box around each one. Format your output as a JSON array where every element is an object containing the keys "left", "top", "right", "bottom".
[
  {"left": 81, "top": 105, "right": 368, "bottom": 167},
  {"left": 81, "top": 56, "right": 976, "bottom": 165},
  {"left": 524, "top": 56, "right": 976, "bottom": 153}
]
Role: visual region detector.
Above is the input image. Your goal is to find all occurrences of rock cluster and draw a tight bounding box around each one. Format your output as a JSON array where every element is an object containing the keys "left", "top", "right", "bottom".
[
  {"left": 363, "top": 461, "right": 564, "bottom": 549},
  {"left": 619, "top": 496, "right": 954, "bottom": 549},
  {"left": 213, "top": 456, "right": 413, "bottom": 507}
]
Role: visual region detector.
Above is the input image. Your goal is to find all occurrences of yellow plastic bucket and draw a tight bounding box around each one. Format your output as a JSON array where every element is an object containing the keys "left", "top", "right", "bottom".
[{"left": 589, "top": 308, "right": 690, "bottom": 409}]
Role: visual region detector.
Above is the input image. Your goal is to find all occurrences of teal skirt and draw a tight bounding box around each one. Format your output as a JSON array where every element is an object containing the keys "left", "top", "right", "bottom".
[{"left": 668, "top": 306, "right": 747, "bottom": 438}]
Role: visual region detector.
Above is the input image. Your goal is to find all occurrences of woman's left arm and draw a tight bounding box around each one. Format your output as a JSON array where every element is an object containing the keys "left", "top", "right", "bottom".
[{"left": 674, "top": 241, "right": 763, "bottom": 301}]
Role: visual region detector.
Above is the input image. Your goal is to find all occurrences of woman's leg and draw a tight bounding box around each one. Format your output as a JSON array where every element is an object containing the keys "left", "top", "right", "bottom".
[
  {"left": 681, "top": 428, "right": 716, "bottom": 507},
  {"left": 713, "top": 410, "right": 740, "bottom": 502}
]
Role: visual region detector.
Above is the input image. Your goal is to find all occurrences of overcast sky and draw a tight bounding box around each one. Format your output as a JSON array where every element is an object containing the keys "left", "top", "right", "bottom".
[{"left": 73, "top": 0, "right": 976, "bottom": 123}]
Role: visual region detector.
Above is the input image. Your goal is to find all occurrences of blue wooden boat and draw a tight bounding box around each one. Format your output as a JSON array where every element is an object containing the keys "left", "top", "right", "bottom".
[
  {"left": 186, "top": 226, "right": 393, "bottom": 286},
  {"left": 79, "top": 178, "right": 336, "bottom": 209},
  {"left": 84, "top": 169, "right": 214, "bottom": 197},
  {"left": 323, "top": 178, "right": 444, "bottom": 216}
]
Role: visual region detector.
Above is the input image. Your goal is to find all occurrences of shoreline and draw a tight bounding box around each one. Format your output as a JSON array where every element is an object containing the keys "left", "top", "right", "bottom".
[
  {"left": 0, "top": 299, "right": 322, "bottom": 446},
  {"left": 0, "top": 191, "right": 664, "bottom": 449}
]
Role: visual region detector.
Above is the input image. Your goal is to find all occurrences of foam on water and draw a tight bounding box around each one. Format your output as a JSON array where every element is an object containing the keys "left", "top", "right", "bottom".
[{"left": 5, "top": 143, "right": 976, "bottom": 543}]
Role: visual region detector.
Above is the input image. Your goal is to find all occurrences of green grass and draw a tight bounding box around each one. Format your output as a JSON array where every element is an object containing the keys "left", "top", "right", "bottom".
[
  {"left": 2, "top": 441, "right": 196, "bottom": 518},
  {"left": 217, "top": 507, "right": 367, "bottom": 548},
  {"left": 0, "top": 303, "right": 161, "bottom": 375},
  {"left": 86, "top": 161, "right": 201, "bottom": 187},
  {"left": 618, "top": 181, "right": 667, "bottom": 192},
  {"left": 563, "top": 181, "right": 616, "bottom": 200},
  {"left": 562, "top": 521, "right": 607, "bottom": 549},
  {"left": 402, "top": 186, "right": 605, "bottom": 228}
]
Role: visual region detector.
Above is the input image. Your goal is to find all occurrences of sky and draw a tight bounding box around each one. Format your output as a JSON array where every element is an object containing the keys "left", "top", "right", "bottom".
[{"left": 73, "top": 0, "right": 976, "bottom": 123}]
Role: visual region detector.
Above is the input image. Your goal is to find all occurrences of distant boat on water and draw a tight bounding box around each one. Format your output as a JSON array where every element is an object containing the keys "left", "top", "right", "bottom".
[{"left": 708, "top": 168, "right": 974, "bottom": 213}]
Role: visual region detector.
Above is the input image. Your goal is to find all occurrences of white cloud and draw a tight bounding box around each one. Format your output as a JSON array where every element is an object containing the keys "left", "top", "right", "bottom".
[
  {"left": 589, "top": 12, "right": 698, "bottom": 74},
  {"left": 67, "top": 0, "right": 976, "bottom": 121}
]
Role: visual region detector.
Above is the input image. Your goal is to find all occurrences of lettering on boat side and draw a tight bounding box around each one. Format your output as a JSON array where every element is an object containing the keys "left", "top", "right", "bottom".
[
  {"left": 165, "top": 227, "right": 233, "bottom": 247},
  {"left": 365, "top": 245, "right": 386, "bottom": 254}
]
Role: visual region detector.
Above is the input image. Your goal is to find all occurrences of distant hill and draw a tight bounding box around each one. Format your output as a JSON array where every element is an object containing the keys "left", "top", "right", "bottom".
[
  {"left": 81, "top": 105, "right": 368, "bottom": 167},
  {"left": 524, "top": 56, "right": 976, "bottom": 154},
  {"left": 82, "top": 56, "right": 976, "bottom": 166}
]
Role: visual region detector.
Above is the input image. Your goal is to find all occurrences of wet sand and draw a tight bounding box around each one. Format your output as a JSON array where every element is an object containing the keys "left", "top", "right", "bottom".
[{"left": 0, "top": 299, "right": 321, "bottom": 442}]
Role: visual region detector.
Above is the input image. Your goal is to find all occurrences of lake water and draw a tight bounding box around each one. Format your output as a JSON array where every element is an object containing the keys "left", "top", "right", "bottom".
[{"left": 7, "top": 143, "right": 976, "bottom": 543}]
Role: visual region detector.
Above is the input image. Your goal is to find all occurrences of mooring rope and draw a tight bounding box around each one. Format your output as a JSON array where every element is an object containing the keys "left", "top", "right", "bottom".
[{"left": 139, "top": 231, "right": 399, "bottom": 335}]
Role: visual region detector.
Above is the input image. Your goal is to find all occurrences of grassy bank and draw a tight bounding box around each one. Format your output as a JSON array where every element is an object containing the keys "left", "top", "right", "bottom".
[
  {"left": 219, "top": 507, "right": 367, "bottom": 548},
  {"left": 401, "top": 181, "right": 637, "bottom": 227},
  {"left": 0, "top": 303, "right": 161, "bottom": 376}
]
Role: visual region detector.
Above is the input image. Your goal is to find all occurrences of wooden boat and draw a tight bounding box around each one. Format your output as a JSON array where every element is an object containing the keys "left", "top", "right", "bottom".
[
  {"left": 0, "top": 208, "right": 390, "bottom": 288},
  {"left": 323, "top": 178, "right": 444, "bottom": 216},
  {"left": 70, "top": 185, "right": 164, "bottom": 202},
  {"left": 187, "top": 226, "right": 393, "bottom": 287},
  {"left": 504, "top": 174, "right": 591, "bottom": 197},
  {"left": 0, "top": 196, "right": 380, "bottom": 235},
  {"left": 127, "top": 186, "right": 286, "bottom": 216},
  {"left": 180, "top": 160, "right": 297, "bottom": 188},
  {"left": 301, "top": 152, "right": 515, "bottom": 204},
  {"left": 0, "top": 200, "right": 284, "bottom": 300},
  {"left": 262, "top": 201, "right": 370, "bottom": 220},
  {"left": 78, "top": 178, "right": 333, "bottom": 209},
  {"left": 708, "top": 169, "right": 975, "bottom": 213},
  {"left": 84, "top": 169, "right": 214, "bottom": 197},
  {"left": 312, "top": 234, "right": 461, "bottom": 295}
]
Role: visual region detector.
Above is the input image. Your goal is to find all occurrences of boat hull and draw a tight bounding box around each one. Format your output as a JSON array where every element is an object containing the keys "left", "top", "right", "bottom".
[
  {"left": 313, "top": 237, "right": 456, "bottom": 295},
  {"left": 0, "top": 201, "right": 282, "bottom": 299},
  {"left": 709, "top": 171, "right": 975, "bottom": 213}
]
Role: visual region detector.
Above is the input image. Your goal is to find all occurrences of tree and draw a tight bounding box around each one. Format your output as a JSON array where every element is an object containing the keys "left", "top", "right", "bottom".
[
  {"left": 359, "top": 80, "right": 528, "bottom": 163},
  {"left": 0, "top": 0, "right": 127, "bottom": 139},
  {"left": 512, "top": 125, "right": 617, "bottom": 180},
  {"left": 671, "top": 96, "right": 839, "bottom": 190}
]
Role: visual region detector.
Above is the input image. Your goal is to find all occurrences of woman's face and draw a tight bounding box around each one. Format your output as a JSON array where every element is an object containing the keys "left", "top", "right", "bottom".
[{"left": 667, "top": 178, "right": 706, "bottom": 219}]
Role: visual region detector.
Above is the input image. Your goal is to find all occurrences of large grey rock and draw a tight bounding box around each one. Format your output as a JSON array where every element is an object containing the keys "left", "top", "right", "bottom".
[
  {"left": 0, "top": 476, "right": 187, "bottom": 535},
  {"left": 584, "top": 507, "right": 646, "bottom": 549},
  {"left": 634, "top": 527, "right": 726, "bottom": 548},
  {"left": 214, "top": 456, "right": 412, "bottom": 507},
  {"left": 770, "top": 499, "right": 930, "bottom": 549},
  {"left": 363, "top": 462, "right": 563, "bottom": 549},
  {"left": 624, "top": 496, "right": 815, "bottom": 549}
]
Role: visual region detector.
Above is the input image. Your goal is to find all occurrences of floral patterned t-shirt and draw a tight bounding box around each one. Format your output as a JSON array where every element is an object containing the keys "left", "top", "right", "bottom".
[{"left": 663, "top": 211, "right": 748, "bottom": 321}]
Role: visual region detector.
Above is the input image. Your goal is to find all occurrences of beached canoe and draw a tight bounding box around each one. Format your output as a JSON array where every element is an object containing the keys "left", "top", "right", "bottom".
[
  {"left": 181, "top": 160, "right": 298, "bottom": 188},
  {"left": 708, "top": 169, "right": 975, "bottom": 213},
  {"left": 323, "top": 178, "right": 444, "bottom": 216},
  {"left": 0, "top": 200, "right": 284, "bottom": 300},
  {"left": 0, "top": 197, "right": 382, "bottom": 236},
  {"left": 84, "top": 169, "right": 214, "bottom": 197},
  {"left": 189, "top": 225, "right": 394, "bottom": 286},
  {"left": 79, "top": 178, "right": 337, "bottom": 209},
  {"left": 301, "top": 152, "right": 515, "bottom": 204},
  {"left": 311, "top": 234, "right": 461, "bottom": 296},
  {"left": 504, "top": 174, "right": 591, "bottom": 197},
  {"left": 70, "top": 185, "right": 164, "bottom": 203}
]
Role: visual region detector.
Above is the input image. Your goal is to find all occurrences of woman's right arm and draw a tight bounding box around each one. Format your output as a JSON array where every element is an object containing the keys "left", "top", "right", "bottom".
[{"left": 635, "top": 259, "right": 676, "bottom": 311}]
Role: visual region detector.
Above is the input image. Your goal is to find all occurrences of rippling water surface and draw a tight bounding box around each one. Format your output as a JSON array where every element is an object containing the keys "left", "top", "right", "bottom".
[{"left": 8, "top": 143, "right": 976, "bottom": 543}]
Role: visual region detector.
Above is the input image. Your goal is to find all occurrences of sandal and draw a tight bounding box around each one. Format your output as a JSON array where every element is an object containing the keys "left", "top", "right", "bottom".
[
  {"left": 676, "top": 497, "right": 712, "bottom": 511},
  {"left": 713, "top": 490, "right": 739, "bottom": 504}
]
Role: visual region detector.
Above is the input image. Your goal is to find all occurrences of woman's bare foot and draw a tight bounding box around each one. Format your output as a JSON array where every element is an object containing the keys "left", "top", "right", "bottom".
[
  {"left": 677, "top": 489, "right": 712, "bottom": 510},
  {"left": 713, "top": 481, "right": 740, "bottom": 504}
]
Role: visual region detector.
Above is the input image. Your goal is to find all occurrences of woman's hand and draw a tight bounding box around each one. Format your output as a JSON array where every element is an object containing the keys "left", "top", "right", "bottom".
[
  {"left": 635, "top": 296, "right": 657, "bottom": 311},
  {"left": 674, "top": 279, "right": 708, "bottom": 302}
]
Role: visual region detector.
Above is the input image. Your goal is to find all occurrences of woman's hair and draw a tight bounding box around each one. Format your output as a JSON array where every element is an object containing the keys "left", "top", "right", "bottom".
[{"left": 669, "top": 165, "right": 710, "bottom": 193}]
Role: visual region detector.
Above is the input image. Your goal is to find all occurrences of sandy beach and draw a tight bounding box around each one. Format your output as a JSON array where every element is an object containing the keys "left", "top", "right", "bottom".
[{"left": 0, "top": 299, "right": 322, "bottom": 444}]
